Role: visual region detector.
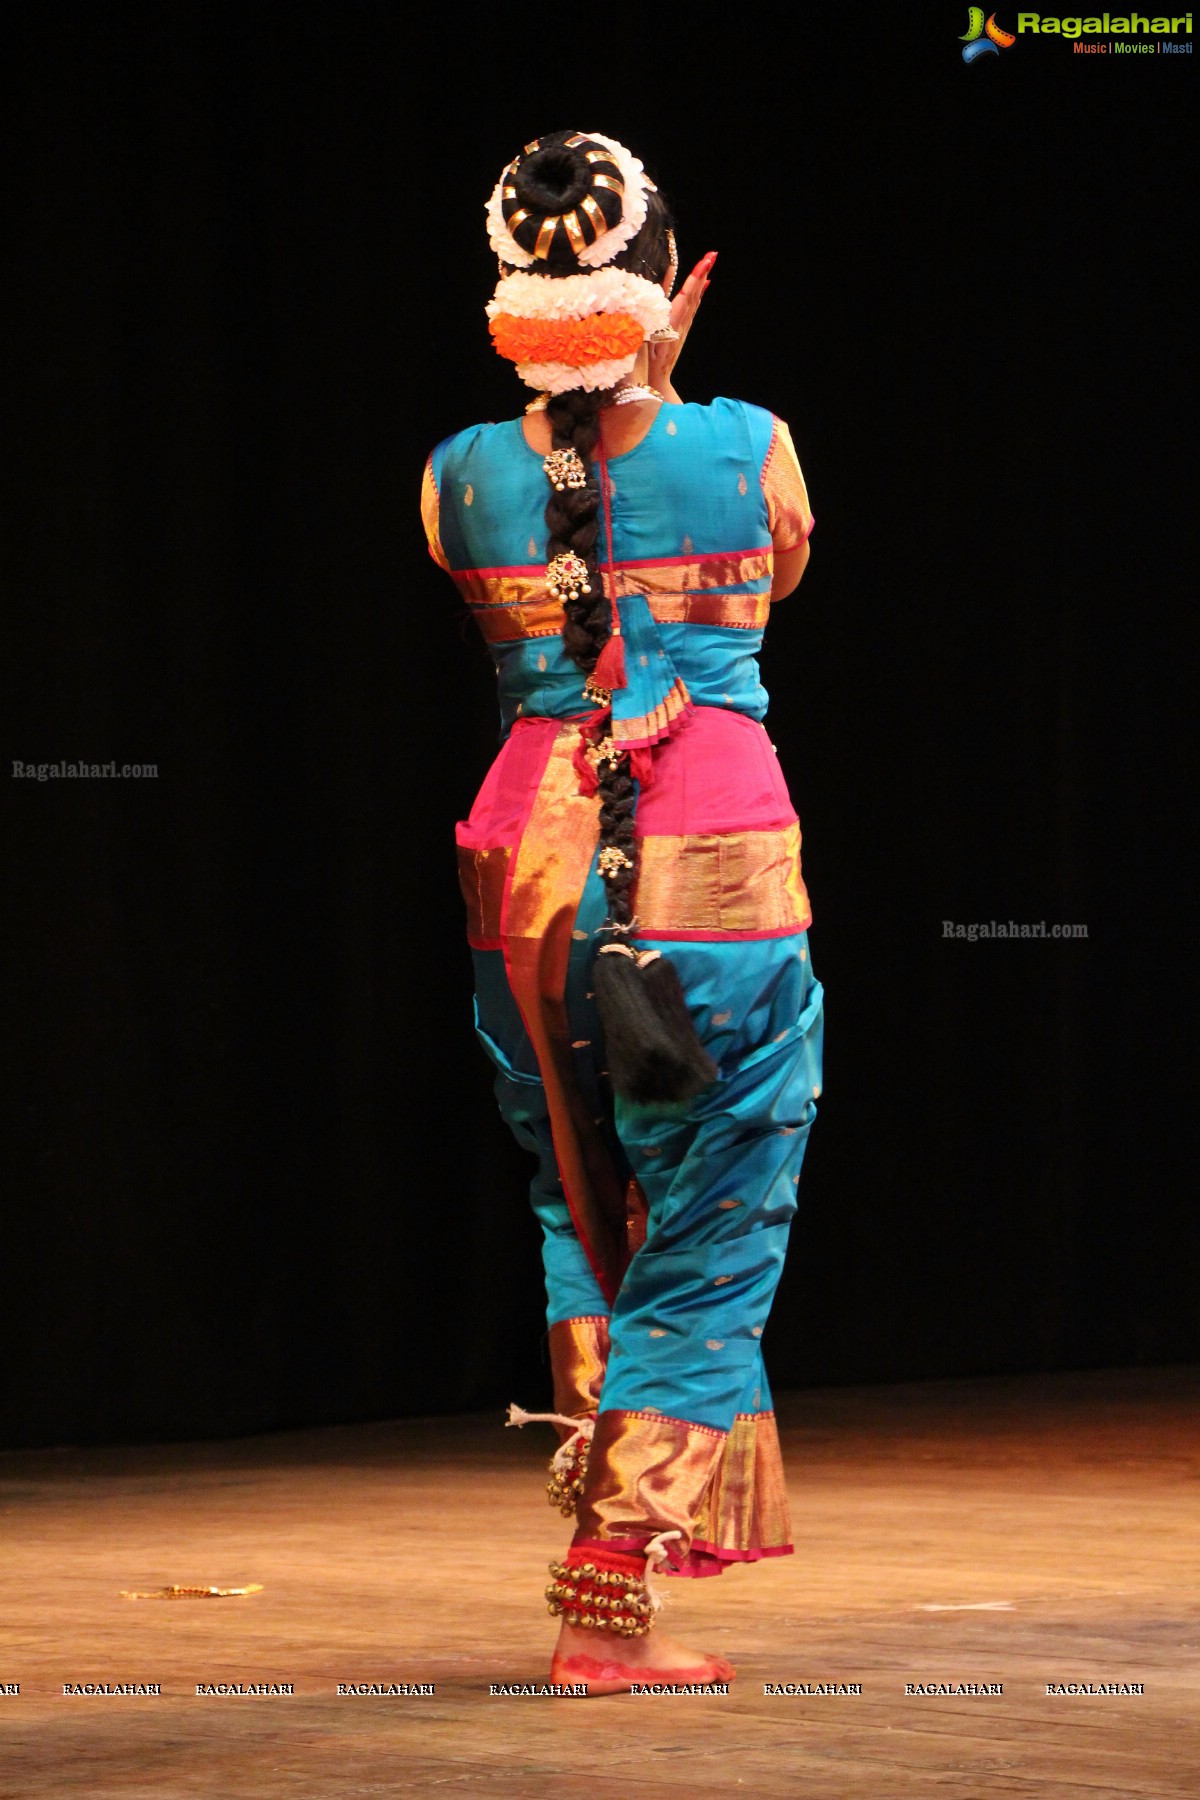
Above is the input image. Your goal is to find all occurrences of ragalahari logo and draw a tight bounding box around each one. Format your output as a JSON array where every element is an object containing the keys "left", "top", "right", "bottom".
[{"left": 961, "top": 8, "right": 1017, "bottom": 57}]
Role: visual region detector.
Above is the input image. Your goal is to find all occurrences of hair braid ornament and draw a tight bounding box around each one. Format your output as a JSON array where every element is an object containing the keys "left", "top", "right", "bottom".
[
  {"left": 565, "top": 430, "right": 718, "bottom": 1105},
  {"left": 486, "top": 131, "right": 717, "bottom": 1105}
]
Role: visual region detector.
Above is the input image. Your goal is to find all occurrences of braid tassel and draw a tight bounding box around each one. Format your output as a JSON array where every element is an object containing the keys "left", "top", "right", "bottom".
[
  {"left": 589, "top": 631, "right": 626, "bottom": 695},
  {"left": 594, "top": 944, "right": 717, "bottom": 1104},
  {"left": 591, "top": 729, "right": 716, "bottom": 1104}
]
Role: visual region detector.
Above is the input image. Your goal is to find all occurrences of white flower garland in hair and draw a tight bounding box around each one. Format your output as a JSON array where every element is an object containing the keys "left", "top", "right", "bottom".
[
  {"left": 517, "top": 354, "right": 643, "bottom": 395},
  {"left": 575, "top": 132, "right": 651, "bottom": 269},
  {"left": 485, "top": 174, "right": 534, "bottom": 269},
  {"left": 487, "top": 267, "right": 669, "bottom": 330},
  {"left": 487, "top": 268, "right": 671, "bottom": 394},
  {"left": 484, "top": 132, "right": 652, "bottom": 272}
]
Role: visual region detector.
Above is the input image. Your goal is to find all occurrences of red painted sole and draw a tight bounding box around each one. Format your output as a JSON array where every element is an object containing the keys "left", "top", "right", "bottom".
[{"left": 550, "top": 1651, "right": 736, "bottom": 1696}]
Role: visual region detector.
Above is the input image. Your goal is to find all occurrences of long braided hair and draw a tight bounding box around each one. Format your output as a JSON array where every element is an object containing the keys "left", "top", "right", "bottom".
[{"left": 503, "top": 132, "right": 716, "bottom": 1103}]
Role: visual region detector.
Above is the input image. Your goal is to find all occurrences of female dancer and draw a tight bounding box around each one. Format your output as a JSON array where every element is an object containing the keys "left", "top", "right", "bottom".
[{"left": 421, "top": 131, "right": 824, "bottom": 1694}]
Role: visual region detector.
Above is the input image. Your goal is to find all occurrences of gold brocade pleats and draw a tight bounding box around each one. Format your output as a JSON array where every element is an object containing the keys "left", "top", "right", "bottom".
[
  {"left": 691, "top": 1411, "right": 791, "bottom": 1563},
  {"left": 457, "top": 843, "right": 511, "bottom": 947},
  {"left": 610, "top": 677, "right": 692, "bottom": 752},
  {"left": 574, "top": 1410, "right": 728, "bottom": 1549},
  {"left": 502, "top": 726, "right": 627, "bottom": 1304},
  {"left": 549, "top": 1315, "right": 611, "bottom": 1424},
  {"left": 571, "top": 1408, "right": 792, "bottom": 1568}
]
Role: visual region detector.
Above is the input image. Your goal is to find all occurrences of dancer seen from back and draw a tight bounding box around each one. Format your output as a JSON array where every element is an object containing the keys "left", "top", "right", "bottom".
[{"left": 421, "top": 130, "right": 824, "bottom": 1695}]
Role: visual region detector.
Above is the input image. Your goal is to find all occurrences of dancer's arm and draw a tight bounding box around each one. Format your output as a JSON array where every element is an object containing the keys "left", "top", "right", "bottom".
[
  {"left": 647, "top": 251, "right": 718, "bottom": 403},
  {"left": 771, "top": 539, "right": 811, "bottom": 601}
]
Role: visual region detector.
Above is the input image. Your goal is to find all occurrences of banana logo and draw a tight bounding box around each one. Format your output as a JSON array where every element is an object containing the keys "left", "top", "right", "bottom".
[{"left": 960, "top": 8, "right": 1016, "bottom": 60}]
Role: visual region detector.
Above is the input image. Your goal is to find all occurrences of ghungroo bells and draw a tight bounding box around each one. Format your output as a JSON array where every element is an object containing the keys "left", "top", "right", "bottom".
[
  {"left": 546, "top": 1433, "right": 589, "bottom": 1516},
  {"left": 545, "top": 1558, "right": 655, "bottom": 1636}
]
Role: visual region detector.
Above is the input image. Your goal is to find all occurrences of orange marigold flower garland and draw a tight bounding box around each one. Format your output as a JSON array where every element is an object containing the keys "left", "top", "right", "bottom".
[
  {"left": 489, "top": 312, "right": 646, "bottom": 368},
  {"left": 485, "top": 267, "right": 672, "bottom": 393}
]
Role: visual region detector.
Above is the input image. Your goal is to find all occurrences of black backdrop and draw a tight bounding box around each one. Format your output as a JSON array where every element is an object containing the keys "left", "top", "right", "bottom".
[{"left": 4, "top": 6, "right": 1195, "bottom": 1449}]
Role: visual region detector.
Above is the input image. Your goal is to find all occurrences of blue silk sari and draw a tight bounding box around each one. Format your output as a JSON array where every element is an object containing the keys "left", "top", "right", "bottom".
[{"left": 423, "top": 397, "right": 823, "bottom": 1575}]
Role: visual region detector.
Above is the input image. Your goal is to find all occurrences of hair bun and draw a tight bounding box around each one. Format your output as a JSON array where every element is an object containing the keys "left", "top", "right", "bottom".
[
  {"left": 511, "top": 143, "right": 592, "bottom": 214},
  {"left": 498, "top": 133, "right": 626, "bottom": 271}
]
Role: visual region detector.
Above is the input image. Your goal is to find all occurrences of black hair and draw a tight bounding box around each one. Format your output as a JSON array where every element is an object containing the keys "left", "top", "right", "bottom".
[{"left": 504, "top": 132, "right": 715, "bottom": 1104}]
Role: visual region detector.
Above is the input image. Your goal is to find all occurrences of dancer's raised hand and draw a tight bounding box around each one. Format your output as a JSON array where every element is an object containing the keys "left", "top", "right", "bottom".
[{"left": 649, "top": 251, "right": 717, "bottom": 402}]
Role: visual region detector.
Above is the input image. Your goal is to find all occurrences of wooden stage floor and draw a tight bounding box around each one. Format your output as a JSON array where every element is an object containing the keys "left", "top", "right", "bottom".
[{"left": 1, "top": 1367, "right": 1197, "bottom": 1799}]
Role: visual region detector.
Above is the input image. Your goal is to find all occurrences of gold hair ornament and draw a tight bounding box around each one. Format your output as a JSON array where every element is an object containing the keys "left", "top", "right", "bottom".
[
  {"left": 543, "top": 447, "right": 587, "bottom": 492},
  {"left": 585, "top": 734, "right": 619, "bottom": 771},
  {"left": 598, "top": 845, "right": 634, "bottom": 880},
  {"left": 546, "top": 552, "right": 592, "bottom": 601}
]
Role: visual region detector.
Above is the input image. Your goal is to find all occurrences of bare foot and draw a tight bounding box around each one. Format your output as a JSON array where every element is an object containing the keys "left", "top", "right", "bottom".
[{"left": 550, "top": 1619, "right": 736, "bottom": 1697}]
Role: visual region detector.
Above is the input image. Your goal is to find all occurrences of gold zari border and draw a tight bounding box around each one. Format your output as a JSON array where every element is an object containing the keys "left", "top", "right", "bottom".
[
  {"left": 644, "top": 593, "right": 770, "bottom": 629},
  {"left": 611, "top": 678, "right": 690, "bottom": 749},
  {"left": 454, "top": 547, "right": 775, "bottom": 644},
  {"left": 503, "top": 726, "right": 627, "bottom": 1301},
  {"left": 692, "top": 1412, "right": 792, "bottom": 1557},
  {"left": 503, "top": 728, "right": 598, "bottom": 942},
  {"left": 762, "top": 419, "right": 813, "bottom": 552},
  {"left": 574, "top": 1411, "right": 728, "bottom": 1552},
  {"left": 634, "top": 821, "right": 811, "bottom": 935},
  {"left": 420, "top": 458, "right": 449, "bottom": 571},
  {"left": 574, "top": 1409, "right": 792, "bottom": 1562},
  {"left": 550, "top": 1316, "right": 611, "bottom": 1423},
  {"left": 611, "top": 549, "right": 773, "bottom": 600},
  {"left": 457, "top": 844, "right": 510, "bottom": 944},
  {"left": 468, "top": 597, "right": 564, "bottom": 644}
]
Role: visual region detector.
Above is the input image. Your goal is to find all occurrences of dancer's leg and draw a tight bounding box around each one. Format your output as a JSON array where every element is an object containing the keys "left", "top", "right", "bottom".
[
  {"left": 575, "top": 935, "right": 822, "bottom": 1557},
  {"left": 471, "top": 940, "right": 614, "bottom": 1497},
  {"left": 472, "top": 948, "right": 609, "bottom": 1327},
  {"left": 553, "top": 934, "right": 823, "bottom": 1688}
]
